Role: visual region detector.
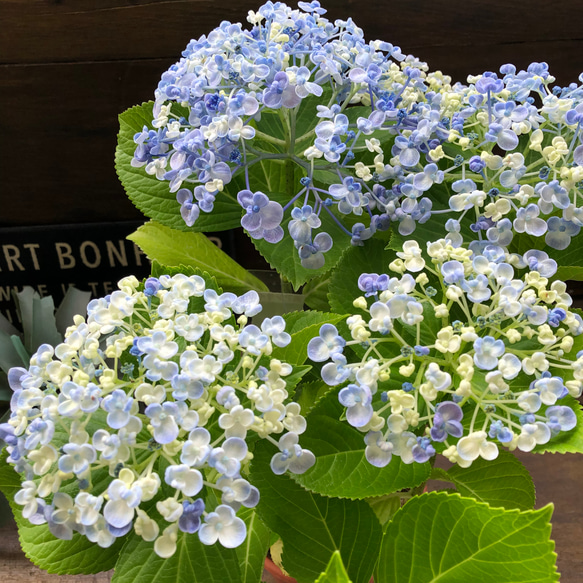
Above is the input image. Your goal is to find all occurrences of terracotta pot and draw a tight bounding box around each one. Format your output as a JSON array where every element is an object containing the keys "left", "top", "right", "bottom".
[
  {"left": 249, "top": 270, "right": 305, "bottom": 325},
  {"left": 263, "top": 557, "right": 298, "bottom": 583},
  {"left": 262, "top": 557, "right": 375, "bottom": 583}
]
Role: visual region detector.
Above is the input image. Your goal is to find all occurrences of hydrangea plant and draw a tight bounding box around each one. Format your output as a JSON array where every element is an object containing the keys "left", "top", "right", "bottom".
[
  {"left": 1, "top": 271, "right": 314, "bottom": 559},
  {"left": 308, "top": 242, "right": 582, "bottom": 468},
  {"left": 118, "top": 0, "right": 583, "bottom": 289},
  {"left": 2, "top": 2, "right": 583, "bottom": 583}
]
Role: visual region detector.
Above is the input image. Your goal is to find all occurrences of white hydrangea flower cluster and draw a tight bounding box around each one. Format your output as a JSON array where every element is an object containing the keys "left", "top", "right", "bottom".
[
  {"left": 308, "top": 240, "right": 582, "bottom": 468},
  {"left": 2, "top": 273, "right": 314, "bottom": 557}
]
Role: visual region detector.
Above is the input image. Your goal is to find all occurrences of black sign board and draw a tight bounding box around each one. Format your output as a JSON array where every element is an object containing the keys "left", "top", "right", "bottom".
[
  {"left": 0, "top": 222, "right": 153, "bottom": 325},
  {"left": 0, "top": 222, "right": 236, "bottom": 327}
]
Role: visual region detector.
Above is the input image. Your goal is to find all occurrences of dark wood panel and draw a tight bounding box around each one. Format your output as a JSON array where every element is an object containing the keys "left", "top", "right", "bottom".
[
  {"left": 0, "top": 59, "right": 168, "bottom": 227},
  {"left": 2, "top": 37, "right": 583, "bottom": 229},
  {"left": 409, "top": 39, "right": 583, "bottom": 86},
  {"left": 0, "top": 0, "right": 581, "bottom": 65}
]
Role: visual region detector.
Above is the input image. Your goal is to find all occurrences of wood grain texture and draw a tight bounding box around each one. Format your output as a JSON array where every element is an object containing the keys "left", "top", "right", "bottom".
[
  {"left": 1, "top": 0, "right": 582, "bottom": 228},
  {"left": 0, "top": 1, "right": 581, "bottom": 65}
]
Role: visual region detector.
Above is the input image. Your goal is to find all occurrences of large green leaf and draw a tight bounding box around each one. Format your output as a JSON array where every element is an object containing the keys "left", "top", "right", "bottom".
[
  {"left": 328, "top": 239, "right": 394, "bottom": 315},
  {"left": 116, "top": 102, "right": 242, "bottom": 232},
  {"left": 279, "top": 364, "right": 312, "bottom": 398},
  {"left": 533, "top": 396, "right": 583, "bottom": 454},
  {"left": 508, "top": 228, "right": 583, "bottom": 279},
  {"left": 302, "top": 274, "right": 332, "bottom": 312},
  {"left": 315, "top": 551, "right": 352, "bottom": 583},
  {"left": 111, "top": 528, "right": 241, "bottom": 583},
  {"left": 294, "top": 393, "right": 430, "bottom": 499},
  {"left": 430, "top": 450, "right": 535, "bottom": 511},
  {"left": 377, "top": 491, "right": 558, "bottom": 583},
  {"left": 271, "top": 311, "right": 347, "bottom": 366},
  {"left": 0, "top": 454, "right": 123, "bottom": 574},
  {"left": 251, "top": 191, "right": 354, "bottom": 290},
  {"left": 128, "top": 220, "right": 268, "bottom": 294},
  {"left": 235, "top": 508, "right": 271, "bottom": 583},
  {"left": 250, "top": 441, "right": 381, "bottom": 583},
  {"left": 295, "top": 380, "right": 333, "bottom": 415}
]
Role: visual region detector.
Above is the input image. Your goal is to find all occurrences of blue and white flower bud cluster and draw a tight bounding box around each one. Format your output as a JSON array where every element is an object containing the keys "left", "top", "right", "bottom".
[
  {"left": 308, "top": 240, "right": 582, "bottom": 467},
  {"left": 131, "top": 1, "right": 583, "bottom": 269},
  {"left": 1, "top": 274, "right": 314, "bottom": 557}
]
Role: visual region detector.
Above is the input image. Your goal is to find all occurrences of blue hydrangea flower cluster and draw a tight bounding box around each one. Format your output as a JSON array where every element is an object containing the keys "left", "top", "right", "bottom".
[
  {"left": 131, "top": 1, "right": 583, "bottom": 269},
  {"left": 1, "top": 274, "right": 314, "bottom": 557},
  {"left": 308, "top": 240, "right": 582, "bottom": 467}
]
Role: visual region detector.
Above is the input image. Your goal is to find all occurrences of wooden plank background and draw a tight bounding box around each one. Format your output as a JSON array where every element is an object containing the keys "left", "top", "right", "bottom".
[
  {"left": 1, "top": 0, "right": 582, "bottom": 229},
  {"left": 0, "top": 1, "right": 582, "bottom": 581}
]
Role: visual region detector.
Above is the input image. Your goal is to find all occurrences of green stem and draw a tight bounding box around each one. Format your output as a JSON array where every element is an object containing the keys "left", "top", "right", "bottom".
[{"left": 253, "top": 129, "right": 286, "bottom": 147}]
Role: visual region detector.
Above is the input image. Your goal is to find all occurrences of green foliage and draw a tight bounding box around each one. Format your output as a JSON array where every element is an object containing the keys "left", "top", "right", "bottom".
[
  {"left": 302, "top": 274, "right": 332, "bottom": 312},
  {"left": 279, "top": 364, "right": 312, "bottom": 397},
  {"left": 128, "top": 220, "right": 268, "bottom": 294},
  {"left": 294, "top": 392, "right": 430, "bottom": 499},
  {"left": 0, "top": 453, "right": 123, "bottom": 575},
  {"left": 328, "top": 239, "right": 394, "bottom": 315},
  {"left": 111, "top": 529, "right": 241, "bottom": 583},
  {"left": 235, "top": 508, "right": 272, "bottom": 583},
  {"left": 430, "top": 450, "right": 535, "bottom": 510},
  {"left": 116, "top": 103, "right": 242, "bottom": 232},
  {"left": 250, "top": 442, "right": 381, "bottom": 583},
  {"left": 366, "top": 495, "right": 402, "bottom": 530},
  {"left": 377, "top": 491, "right": 558, "bottom": 583},
  {"left": 295, "top": 380, "right": 333, "bottom": 415},
  {"left": 315, "top": 551, "right": 352, "bottom": 583},
  {"left": 271, "top": 311, "right": 347, "bottom": 365},
  {"left": 533, "top": 396, "right": 583, "bottom": 454}
]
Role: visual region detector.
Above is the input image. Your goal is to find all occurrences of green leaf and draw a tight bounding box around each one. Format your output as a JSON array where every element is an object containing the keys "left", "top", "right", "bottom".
[
  {"left": 0, "top": 329, "right": 26, "bottom": 372},
  {"left": 366, "top": 494, "right": 402, "bottom": 530},
  {"left": 315, "top": 551, "right": 352, "bottom": 583},
  {"left": 557, "top": 266, "right": 583, "bottom": 282},
  {"left": 280, "top": 364, "right": 312, "bottom": 397},
  {"left": 150, "top": 260, "right": 222, "bottom": 293},
  {"left": 295, "top": 380, "right": 333, "bottom": 415},
  {"left": 0, "top": 454, "right": 123, "bottom": 574},
  {"left": 128, "top": 220, "right": 268, "bottom": 294},
  {"left": 111, "top": 529, "right": 241, "bottom": 583},
  {"left": 328, "top": 239, "right": 394, "bottom": 315},
  {"left": 272, "top": 311, "right": 347, "bottom": 366},
  {"left": 251, "top": 191, "right": 354, "bottom": 290},
  {"left": 430, "top": 450, "right": 535, "bottom": 510},
  {"left": 116, "top": 102, "right": 242, "bottom": 232},
  {"left": 294, "top": 392, "right": 430, "bottom": 499},
  {"left": 508, "top": 229, "right": 583, "bottom": 276},
  {"left": 533, "top": 396, "right": 583, "bottom": 454},
  {"left": 377, "top": 491, "right": 558, "bottom": 583},
  {"left": 283, "top": 310, "right": 342, "bottom": 335},
  {"left": 250, "top": 441, "right": 381, "bottom": 583},
  {"left": 302, "top": 274, "right": 332, "bottom": 312},
  {"left": 235, "top": 508, "right": 271, "bottom": 583}
]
